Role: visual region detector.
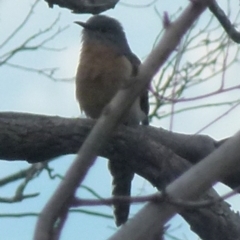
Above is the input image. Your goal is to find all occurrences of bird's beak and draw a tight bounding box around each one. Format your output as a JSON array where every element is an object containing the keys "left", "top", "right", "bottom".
[{"left": 74, "top": 21, "right": 88, "bottom": 29}]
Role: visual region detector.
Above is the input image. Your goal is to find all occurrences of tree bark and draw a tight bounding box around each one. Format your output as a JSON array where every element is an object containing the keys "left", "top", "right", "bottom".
[{"left": 1, "top": 112, "right": 240, "bottom": 239}]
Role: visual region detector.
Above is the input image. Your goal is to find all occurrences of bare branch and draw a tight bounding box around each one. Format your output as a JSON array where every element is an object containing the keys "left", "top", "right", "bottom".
[
  {"left": 0, "top": 162, "right": 47, "bottom": 203},
  {"left": 0, "top": 0, "right": 40, "bottom": 49},
  {"left": 4, "top": 63, "right": 74, "bottom": 82},
  {"left": 0, "top": 209, "right": 113, "bottom": 220},
  {"left": 0, "top": 166, "right": 33, "bottom": 187},
  {"left": 71, "top": 185, "right": 240, "bottom": 210},
  {"left": 149, "top": 7, "right": 240, "bottom": 122},
  {"left": 119, "top": 0, "right": 158, "bottom": 9},
  {"left": 0, "top": 193, "right": 39, "bottom": 203},
  {"left": 209, "top": 0, "right": 240, "bottom": 43},
  {"left": 44, "top": 0, "right": 119, "bottom": 14},
  {"left": 0, "top": 15, "right": 68, "bottom": 67}
]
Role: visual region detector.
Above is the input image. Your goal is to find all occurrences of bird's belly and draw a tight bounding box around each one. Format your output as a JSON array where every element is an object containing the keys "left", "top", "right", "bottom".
[{"left": 76, "top": 49, "right": 132, "bottom": 119}]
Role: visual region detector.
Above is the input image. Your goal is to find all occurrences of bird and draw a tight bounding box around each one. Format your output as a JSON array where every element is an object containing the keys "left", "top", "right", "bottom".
[{"left": 75, "top": 15, "right": 149, "bottom": 226}]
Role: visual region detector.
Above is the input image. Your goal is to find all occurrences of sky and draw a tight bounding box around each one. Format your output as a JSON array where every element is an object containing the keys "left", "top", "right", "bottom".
[{"left": 1, "top": 0, "right": 240, "bottom": 239}]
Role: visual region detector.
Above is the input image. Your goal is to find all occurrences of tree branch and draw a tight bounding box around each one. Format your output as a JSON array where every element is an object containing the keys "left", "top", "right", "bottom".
[
  {"left": 0, "top": 112, "right": 222, "bottom": 163},
  {"left": 1, "top": 112, "right": 240, "bottom": 239},
  {"left": 209, "top": 0, "right": 240, "bottom": 43},
  {"left": 44, "top": 0, "right": 119, "bottom": 14},
  {"left": 110, "top": 132, "right": 240, "bottom": 240}
]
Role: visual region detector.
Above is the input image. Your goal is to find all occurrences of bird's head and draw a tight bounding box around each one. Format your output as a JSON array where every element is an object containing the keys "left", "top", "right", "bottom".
[{"left": 75, "top": 15, "right": 129, "bottom": 51}]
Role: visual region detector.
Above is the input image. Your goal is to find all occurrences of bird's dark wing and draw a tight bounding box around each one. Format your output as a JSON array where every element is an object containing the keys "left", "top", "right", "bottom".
[{"left": 126, "top": 52, "right": 149, "bottom": 125}]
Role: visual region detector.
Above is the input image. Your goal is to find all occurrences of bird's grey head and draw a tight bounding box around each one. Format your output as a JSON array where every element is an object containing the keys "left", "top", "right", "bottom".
[{"left": 75, "top": 15, "right": 130, "bottom": 53}]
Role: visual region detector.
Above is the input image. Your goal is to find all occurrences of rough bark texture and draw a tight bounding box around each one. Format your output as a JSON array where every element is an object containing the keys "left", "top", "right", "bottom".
[
  {"left": 0, "top": 112, "right": 222, "bottom": 162},
  {"left": 1, "top": 112, "right": 240, "bottom": 239},
  {"left": 44, "top": 0, "right": 119, "bottom": 14}
]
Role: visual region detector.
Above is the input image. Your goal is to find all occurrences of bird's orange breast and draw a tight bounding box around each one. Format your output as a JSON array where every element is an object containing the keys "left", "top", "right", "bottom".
[{"left": 76, "top": 43, "right": 132, "bottom": 118}]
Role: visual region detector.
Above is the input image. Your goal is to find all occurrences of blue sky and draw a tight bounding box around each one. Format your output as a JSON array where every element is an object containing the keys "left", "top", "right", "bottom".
[{"left": 1, "top": 0, "right": 240, "bottom": 239}]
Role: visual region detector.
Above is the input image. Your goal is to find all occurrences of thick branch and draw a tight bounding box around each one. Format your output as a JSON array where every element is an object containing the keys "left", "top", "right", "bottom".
[
  {"left": 0, "top": 112, "right": 237, "bottom": 189},
  {"left": 1, "top": 112, "right": 240, "bottom": 239},
  {"left": 0, "top": 112, "right": 220, "bottom": 163},
  {"left": 44, "top": 0, "right": 119, "bottom": 14}
]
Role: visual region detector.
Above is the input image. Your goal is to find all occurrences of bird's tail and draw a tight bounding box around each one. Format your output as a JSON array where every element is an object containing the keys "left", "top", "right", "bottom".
[{"left": 108, "top": 159, "right": 134, "bottom": 226}]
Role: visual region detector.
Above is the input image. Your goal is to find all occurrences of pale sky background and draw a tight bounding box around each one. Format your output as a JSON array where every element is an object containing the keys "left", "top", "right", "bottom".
[{"left": 1, "top": 0, "right": 240, "bottom": 239}]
